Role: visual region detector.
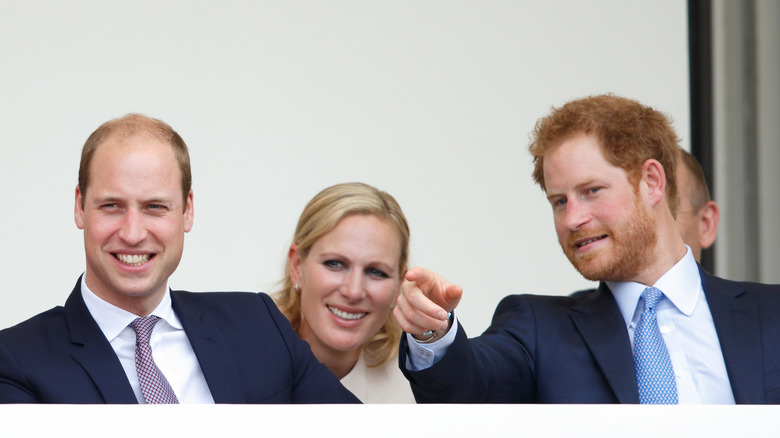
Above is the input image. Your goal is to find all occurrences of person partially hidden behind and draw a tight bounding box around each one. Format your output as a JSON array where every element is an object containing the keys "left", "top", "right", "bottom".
[
  {"left": 0, "top": 114, "right": 358, "bottom": 404},
  {"left": 274, "top": 182, "right": 416, "bottom": 403},
  {"left": 393, "top": 94, "right": 780, "bottom": 404},
  {"left": 675, "top": 148, "right": 719, "bottom": 263}
]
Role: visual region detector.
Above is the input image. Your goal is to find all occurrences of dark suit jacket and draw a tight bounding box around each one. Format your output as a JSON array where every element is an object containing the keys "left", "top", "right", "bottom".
[
  {"left": 400, "top": 266, "right": 780, "bottom": 403},
  {"left": 0, "top": 280, "right": 359, "bottom": 404}
]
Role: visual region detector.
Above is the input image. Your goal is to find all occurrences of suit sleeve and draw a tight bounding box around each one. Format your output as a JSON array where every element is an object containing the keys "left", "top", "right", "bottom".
[
  {"left": 0, "top": 340, "right": 40, "bottom": 403},
  {"left": 259, "top": 294, "right": 360, "bottom": 403},
  {"left": 399, "top": 295, "right": 536, "bottom": 403}
]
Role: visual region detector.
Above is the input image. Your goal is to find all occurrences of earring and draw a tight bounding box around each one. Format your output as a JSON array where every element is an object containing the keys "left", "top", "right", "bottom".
[{"left": 294, "top": 282, "right": 300, "bottom": 292}]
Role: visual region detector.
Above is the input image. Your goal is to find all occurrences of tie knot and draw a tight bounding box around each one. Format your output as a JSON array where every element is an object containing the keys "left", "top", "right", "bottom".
[
  {"left": 641, "top": 287, "right": 664, "bottom": 311},
  {"left": 130, "top": 315, "right": 160, "bottom": 345}
]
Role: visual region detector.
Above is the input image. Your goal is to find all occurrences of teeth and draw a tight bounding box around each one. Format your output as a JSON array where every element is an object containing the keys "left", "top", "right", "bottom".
[
  {"left": 116, "top": 254, "right": 150, "bottom": 266},
  {"left": 578, "top": 236, "right": 604, "bottom": 247},
  {"left": 328, "top": 305, "right": 366, "bottom": 320}
]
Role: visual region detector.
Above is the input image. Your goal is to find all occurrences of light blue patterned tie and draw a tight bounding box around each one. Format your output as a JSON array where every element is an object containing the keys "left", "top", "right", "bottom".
[{"left": 633, "top": 287, "right": 678, "bottom": 404}]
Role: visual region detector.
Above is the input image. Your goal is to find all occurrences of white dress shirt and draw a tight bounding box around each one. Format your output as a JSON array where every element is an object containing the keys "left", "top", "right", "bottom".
[
  {"left": 607, "top": 246, "right": 734, "bottom": 404},
  {"left": 80, "top": 276, "right": 214, "bottom": 404},
  {"left": 407, "top": 246, "right": 735, "bottom": 404}
]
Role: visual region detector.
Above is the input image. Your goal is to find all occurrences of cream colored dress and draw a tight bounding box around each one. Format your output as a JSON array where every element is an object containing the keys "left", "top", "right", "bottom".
[{"left": 340, "top": 351, "right": 416, "bottom": 403}]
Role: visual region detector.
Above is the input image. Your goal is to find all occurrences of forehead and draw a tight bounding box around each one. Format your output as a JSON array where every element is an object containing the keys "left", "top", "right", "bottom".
[
  {"left": 312, "top": 215, "right": 402, "bottom": 260},
  {"left": 542, "top": 134, "right": 625, "bottom": 192},
  {"left": 320, "top": 215, "right": 399, "bottom": 245},
  {"left": 89, "top": 133, "right": 181, "bottom": 189}
]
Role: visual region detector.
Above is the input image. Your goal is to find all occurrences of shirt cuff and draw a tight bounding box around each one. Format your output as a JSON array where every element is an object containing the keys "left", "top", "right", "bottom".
[{"left": 405, "top": 314, "right": 459, "bottom": 371}]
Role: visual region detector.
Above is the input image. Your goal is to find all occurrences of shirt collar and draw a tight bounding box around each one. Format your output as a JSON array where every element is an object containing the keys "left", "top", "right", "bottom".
[
  {"left": 80, "top": 274, "right": 182, "bottom": 342},
  {"left": 607, "top": 245, "right": 702, "bottom": 328}
]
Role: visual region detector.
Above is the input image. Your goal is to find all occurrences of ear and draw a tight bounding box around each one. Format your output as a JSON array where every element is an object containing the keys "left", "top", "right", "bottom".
[
  {"left": 183, "top": 190, "right": 194, "bottom": 233},
  {"left": 641, "top": 159, "right": 666, "bottom": 208},
  {"left": 288, "top": 244, "right": 303, "bottom": 287},
  {"left": 74, "top": 185, "right": 85, "bottom": 230},
  {"left": 698, "top": 200, "right": 720, "bottom": 249}
]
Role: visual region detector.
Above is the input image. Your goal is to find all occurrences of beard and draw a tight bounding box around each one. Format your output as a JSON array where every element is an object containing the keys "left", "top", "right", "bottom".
[{"left": 561, "top": 196, "right": 657, "bottom": 282}]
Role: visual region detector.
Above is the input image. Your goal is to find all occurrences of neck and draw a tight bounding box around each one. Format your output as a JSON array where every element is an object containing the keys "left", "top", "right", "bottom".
[
  {"left": 84, "top": 275, "right": 165, "bottom": 317},
  {"left": 633, "top": 219, "right": 687, "bottom": 287}
]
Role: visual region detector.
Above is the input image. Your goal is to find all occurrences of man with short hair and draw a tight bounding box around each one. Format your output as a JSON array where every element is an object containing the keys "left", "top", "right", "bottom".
[
  {"left": 0, "top": 114, "right": 358, "bottom": 404},
  {"left": 394, "top": 94, "right": 780, "bottom": 404},
  {"left": 676, "top": 148, "right": 719, "bottom": 262}
]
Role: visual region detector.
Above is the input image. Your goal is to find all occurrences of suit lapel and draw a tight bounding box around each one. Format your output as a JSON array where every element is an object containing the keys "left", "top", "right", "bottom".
[
  {"left": 700, "top": 267, "right": 763, "bottom": 403},
  {"left": 569, "top": 283, "right": 640, "bottom": 403},
  {"left": 64, "top": 283, "right": 138, "bottom": 404},
  {"left": 172, "top": 292, "right": 247, "bottom": 403}
]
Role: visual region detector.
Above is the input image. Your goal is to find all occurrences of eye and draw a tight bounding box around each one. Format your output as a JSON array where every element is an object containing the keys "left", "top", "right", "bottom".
[
  {"left": 554, "top": 197, "right": 567, "bottom": 207},
  {"left": 323, "top": 259, "right": 345, "bottom": 270},
  {"left": 588, "top": 187, "right": 601, "bottom": 194},
  {"left": 366, "top": 267, "right": 390, "bottom": 279},
  {"left": 146, "top": 203, "right": 171, "bottom": 215}
]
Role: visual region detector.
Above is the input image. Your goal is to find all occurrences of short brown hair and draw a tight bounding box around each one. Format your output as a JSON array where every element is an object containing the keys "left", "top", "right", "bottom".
[
  {"left": 274, "top": 182, "right": 410, "bottom": 368},
  {"left": 678, "top": 148, "right": 711, "bottom": 212},
  {"left": 529, "top": 94, "right": 681, "bottom": 215},
  {"left": 78, "top": 114, "right": 192, "bottom": 209}
]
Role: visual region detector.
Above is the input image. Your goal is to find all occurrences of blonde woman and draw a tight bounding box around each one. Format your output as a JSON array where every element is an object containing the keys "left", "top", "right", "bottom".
[{"left": 274, "top": 182, "right": 414, "bottom": 403}]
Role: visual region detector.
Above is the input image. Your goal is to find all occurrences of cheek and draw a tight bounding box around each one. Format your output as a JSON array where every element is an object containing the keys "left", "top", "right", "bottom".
[
  {"left": 85, "top": 220, "right": 114, "bottom": 243},
  {"left": 553, "top": 217, "right": 568, "bottom": 241},
  {"left": 154, "top": 217, "right": 184, "bottom": 238},
  {"left": 298, "top": 267, "right": 336, "bottom": 307},
  {"left": 675, "top": 216, "right": 696, "bottom": 242},
  {"left": 298, "top": 287, "right": 321, "bottom": 324},
  {"left": 303, "top": 267, "right": 337, "bottom": 292},
  {"left": 369, "top": 281, "right": 401, "bottom": 310}
]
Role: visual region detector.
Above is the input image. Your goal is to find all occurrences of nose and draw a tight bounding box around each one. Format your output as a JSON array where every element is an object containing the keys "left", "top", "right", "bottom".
[
  {"left": 564, "top": 199, "right": 590, "bottom": 231},
  {"left": 340, "top": 270, "right": 366, "bottom": 302},
  {"left": 117, "top": 209, "right": 147, "bottom": 245}
]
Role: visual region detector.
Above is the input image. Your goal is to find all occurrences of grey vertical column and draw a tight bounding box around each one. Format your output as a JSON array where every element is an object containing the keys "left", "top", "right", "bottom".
[
  {"left": 756, "top": 0, "right": 780, "bottom": 283},
  {"left": 713, "top": 0, "right": 760, "bottom": 281}
]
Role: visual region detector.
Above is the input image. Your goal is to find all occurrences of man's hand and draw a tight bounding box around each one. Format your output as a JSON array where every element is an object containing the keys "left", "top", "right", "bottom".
[{"left": 393, "top": 267, "right": 463, "bottom": 340}]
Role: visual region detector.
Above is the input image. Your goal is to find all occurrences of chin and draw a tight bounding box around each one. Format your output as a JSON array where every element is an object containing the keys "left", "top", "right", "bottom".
[
  {"left": 576, "top": 259, "right": 640, "bottom": 282},
  {"left": 328, "top": 339, "right": 364, "bottom": 353}
]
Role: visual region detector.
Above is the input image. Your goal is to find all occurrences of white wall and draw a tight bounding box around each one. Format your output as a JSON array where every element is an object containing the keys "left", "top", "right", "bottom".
[{"left": 0, "top": 0, "right": 690, "bottom": 334}]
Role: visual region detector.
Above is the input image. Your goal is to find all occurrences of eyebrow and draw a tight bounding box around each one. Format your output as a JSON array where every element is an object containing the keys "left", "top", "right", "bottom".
[
  {"left": 545, "top": 192, "right": 563, "bottom": 203},
  {"left": 91, "top": 195, "right": 176, "bottom": 206},
  {"left": 546, "top": 178, "right": 602, "bottom": 200}
]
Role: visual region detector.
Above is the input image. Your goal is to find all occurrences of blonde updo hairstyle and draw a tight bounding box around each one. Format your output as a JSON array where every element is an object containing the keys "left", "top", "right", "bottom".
[{"left": 275, "top": 182, "right": 410, "bottom": 367}]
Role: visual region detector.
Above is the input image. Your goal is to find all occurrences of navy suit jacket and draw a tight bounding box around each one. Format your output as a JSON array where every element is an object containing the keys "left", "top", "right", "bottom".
[
  {"left": 0, "top": 280, "right": 359, "bottom": 404},
  {"left": 400, "top": 266, "right": 780, "bottom": 403}
]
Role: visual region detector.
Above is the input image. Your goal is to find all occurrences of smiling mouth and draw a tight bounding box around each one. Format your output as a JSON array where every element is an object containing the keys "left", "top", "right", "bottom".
[
  {"left": 576, "top": 235, "right": 607, "bottom": 248},
  {"left": 327, "top": 305, "right": 367, "bottom": 320},
  {"left": 114, "top": 254, "right": 152, "bottom": 266}
]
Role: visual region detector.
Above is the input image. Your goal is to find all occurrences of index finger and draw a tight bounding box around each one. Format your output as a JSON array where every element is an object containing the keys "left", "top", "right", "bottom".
[
  {"left": 401, "top": 277, "right": 450, "bottom": 321},
  {"left": 405, "top": 266, "right": 462, "bottom": 313}
]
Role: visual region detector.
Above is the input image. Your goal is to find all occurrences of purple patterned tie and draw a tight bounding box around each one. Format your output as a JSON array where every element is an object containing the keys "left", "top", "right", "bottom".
[{"left": 129, "top": 316, "right": 180, "bottom": 404}]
